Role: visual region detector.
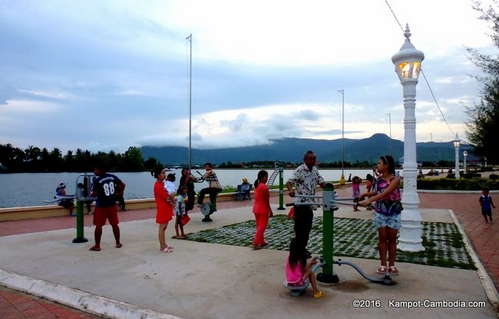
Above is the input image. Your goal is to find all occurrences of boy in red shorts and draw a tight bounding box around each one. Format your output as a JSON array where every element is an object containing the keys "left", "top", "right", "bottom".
[{"left": 89, "top": 163, "right": 125, "bottom": 251}]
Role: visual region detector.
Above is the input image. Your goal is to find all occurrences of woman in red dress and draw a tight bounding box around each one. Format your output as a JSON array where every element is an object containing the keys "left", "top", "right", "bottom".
[{"left": 152, "top": 167, "right": 175, "bottom": 252}]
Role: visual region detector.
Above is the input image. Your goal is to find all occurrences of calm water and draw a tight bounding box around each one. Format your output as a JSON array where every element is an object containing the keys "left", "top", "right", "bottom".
[{"left": 0, "top": 169, "right": 380, "bottom": 208}]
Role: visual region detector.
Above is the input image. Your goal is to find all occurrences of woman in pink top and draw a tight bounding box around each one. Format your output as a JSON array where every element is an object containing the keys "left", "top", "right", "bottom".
[
  {"left": 285, "top": 238, "right": 324, "bottom": 298},
  {"left": 252, "top": 170, "right": 273, "bottom": 250}
]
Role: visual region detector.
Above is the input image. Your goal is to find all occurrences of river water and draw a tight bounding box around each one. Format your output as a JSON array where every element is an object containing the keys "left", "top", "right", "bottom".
[{"left": 0, "top": 168, "right": 381, "bottom": 208}]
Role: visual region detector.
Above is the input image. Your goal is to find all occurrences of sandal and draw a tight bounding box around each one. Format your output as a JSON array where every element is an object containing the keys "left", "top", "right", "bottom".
[
  {"left": 376, "top": 265, "right": 387, "bottom": 275},
  {"left": 162, "top": 247, "right": 173, "bottom": 253},
  {"left": 313, "top": 291, "right": 324, "bottom": 299},
  {"left": 388, "top": 266, "right": 399, "bottom": 276}
]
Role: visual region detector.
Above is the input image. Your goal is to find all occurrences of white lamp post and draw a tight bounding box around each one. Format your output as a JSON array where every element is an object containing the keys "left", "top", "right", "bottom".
[
  {"left": 463, "top": 150, "right": 468, "bottom": 173},
  {"left": 391, "top": 24, "right": 425, "bottom": 252},
  {"left": 453, "top": 133, "right": 461, "bottom": 178}
]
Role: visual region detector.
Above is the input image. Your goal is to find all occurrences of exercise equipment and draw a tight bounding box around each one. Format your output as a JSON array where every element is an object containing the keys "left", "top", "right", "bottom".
[
  {"left": 43, "top": 173, "right": 95, "bottom": 243},
  {"left": 195, "top": 171, "right": 220, "bottom": 222},
  {"left": 288, "top": 183, "right": 393, "bottom": 286},
  {"left": 283, "top": 256, "right": 325, "bottom": 296},
  {"left": 267, "top": 162, "right": 285, "bottom": 210}
]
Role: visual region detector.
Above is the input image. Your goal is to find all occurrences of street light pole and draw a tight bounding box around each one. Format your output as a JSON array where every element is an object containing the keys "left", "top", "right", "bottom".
[
  {"left": 391, "top": 24, "right": 425, "bottom": 252},
  {"left": 186, "top": 34, "right": 193, "bottom": 170},
  {"left": 387, "top": 113, "right": 392, "bottom": 153},
  {"left": 453, "top": 133, "right": 461, "bottom": 179},
  {"left": 338, "top": 89, "right": 345, "bottom": 186},
  {"left": 463, "top": 150, "right": 468, "bottom": 173}
]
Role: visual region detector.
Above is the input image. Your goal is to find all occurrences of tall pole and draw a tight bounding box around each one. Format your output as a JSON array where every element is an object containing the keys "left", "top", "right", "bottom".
[
  {"left": 391, "top": 24, "right": 425, "bottom": 252},
  {"left": 186, "top": 34, "right": 192, "bottom": 169},
  {"left": 338, "top": 89, "right": 345, "bottom": 185},
  {"left": 453, "top": 133, "right": 460, "bottom": 179},
  {"left": 387, "top": 113, "right": 392, "bottom": 153}
]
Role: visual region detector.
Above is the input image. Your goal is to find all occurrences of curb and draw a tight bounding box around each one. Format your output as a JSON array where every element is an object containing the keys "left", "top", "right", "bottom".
[
  {"left": 0, "top": 269, "right": 183, "bottom": 319},
  {"left": 448, "top": 209, "right": 499, "bottom": 312}
]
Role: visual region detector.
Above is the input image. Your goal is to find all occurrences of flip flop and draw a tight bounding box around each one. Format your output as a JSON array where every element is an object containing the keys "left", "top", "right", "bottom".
[
  {"left": 89, "top": 247, "right": 101, "bottom": 251},
  {"left": 116, "top": 244, "right": 123, "bottom": 248},
  {"left": 162, "top": 247, "right": 173, "bottom": 253}
]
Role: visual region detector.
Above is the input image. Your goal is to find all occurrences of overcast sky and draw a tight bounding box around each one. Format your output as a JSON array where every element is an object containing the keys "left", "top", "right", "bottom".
[{"left": 0, "top": 0, "right": 495, "bottom": 154}]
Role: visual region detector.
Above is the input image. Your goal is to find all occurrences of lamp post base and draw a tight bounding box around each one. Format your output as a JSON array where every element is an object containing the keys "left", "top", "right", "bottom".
[{"left": 398, "top": 208, "right": 425, "bottom": 252}]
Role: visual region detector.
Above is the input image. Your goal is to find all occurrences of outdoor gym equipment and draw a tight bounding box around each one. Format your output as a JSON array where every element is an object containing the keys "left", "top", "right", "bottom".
[
  {"left": 288, "top": 183, "right": 393, "bottom": 286},
  {"left": 283, "top": 256, "right": 325, "bottom": 297},
  {"left": 43, "top": 173, "right": 95, "bottom": 243},
  {"left": 195, "top": 171, "right": 220, "bottom": 222},
  {"left": 267, "top": 162, "right": 285, "bottom": 210}
]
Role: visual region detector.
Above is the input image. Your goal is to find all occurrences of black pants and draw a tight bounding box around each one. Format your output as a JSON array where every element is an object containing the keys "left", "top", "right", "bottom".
[
  {"left": 293, "top": 205, "right": 314, "bottom": 249},
  {"left": 197, "top": 187, "right": 222, "bottom": 207},
  {"left": 186, "top": 189, "right": 196, "bottom": 212}
]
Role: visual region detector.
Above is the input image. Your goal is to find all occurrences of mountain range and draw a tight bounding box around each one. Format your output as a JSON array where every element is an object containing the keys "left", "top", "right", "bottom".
[{"left": 140, "top": 134, "right": 474, "bottom": 166}]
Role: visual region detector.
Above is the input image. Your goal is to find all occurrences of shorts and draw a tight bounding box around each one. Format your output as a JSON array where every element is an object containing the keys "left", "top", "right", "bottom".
[
  {"left": 482, "top": 210, "right": 492, "bottom": 217},
  {"left": 287, "top": 277, "right": 307, "bottom": 287},
  {"left": 93, "top": 206, "right": 119, "bottom": 227},
  {"left": 373, "top": 212, "right": 401, "bottom": 230}
]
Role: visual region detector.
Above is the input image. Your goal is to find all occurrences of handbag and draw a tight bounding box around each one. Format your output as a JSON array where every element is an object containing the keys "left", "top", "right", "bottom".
[{"left": 180, "top": 214, "right": 190, "bottom": 226}]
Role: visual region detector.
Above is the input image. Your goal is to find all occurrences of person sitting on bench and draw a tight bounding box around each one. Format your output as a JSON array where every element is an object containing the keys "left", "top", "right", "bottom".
[
  {"left": 196, "top": 163, "right": 222, "bottom": 210},
  {"left": 236, "top": 178, "right": 252, "bottom": 200}
]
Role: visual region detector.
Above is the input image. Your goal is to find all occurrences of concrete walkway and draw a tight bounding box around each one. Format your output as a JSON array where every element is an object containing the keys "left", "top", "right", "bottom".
[{"left": 1, "top": 189, "right": 499, "bottom": 318}]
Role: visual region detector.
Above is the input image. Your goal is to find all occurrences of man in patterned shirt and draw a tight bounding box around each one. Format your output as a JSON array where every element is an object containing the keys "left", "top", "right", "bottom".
[{"left": 286, "top": 151, "right": 326, "bottom": 257}]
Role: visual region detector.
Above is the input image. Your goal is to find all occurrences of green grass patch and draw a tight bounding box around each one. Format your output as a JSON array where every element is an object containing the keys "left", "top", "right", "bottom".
[{"left": 185, "top": 215, "right": 476, "bottom": 270}]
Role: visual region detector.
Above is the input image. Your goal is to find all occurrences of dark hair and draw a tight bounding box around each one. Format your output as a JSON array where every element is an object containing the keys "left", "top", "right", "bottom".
[
  {"left": 204, "top": 163, "right": 213, "bottom": 168},
  {"left": 178, "top": 185, "right": 187, "bottom": 193},
  {"left": 352, "top": 176, "right": 362, "bottom": 184},
  {"left": 151, "top": 166, "right": 164, "bottom": 179},
  {"left": 366, "top": 173, "right": 373, "bottom": 181},
  {"left": 254, "top": 170, "right": 268, "bottom": 188},
  {"left": 380, "top": 155, "right": 396, "bottom": 175},
  {"left": 93, "top": 159, "right": 107, "bottom": 173},
  {"left": 303, "top": 150, "right": 316, "bottom": 160},
  {"left": 167, "top": 173, "right": 176, "bottom": 182},
  {"left": 181, "top": 167, "right": 189, "bottom": 175},
  {"left": 288, "top": 238, "right": 307, "bottom": 270}
]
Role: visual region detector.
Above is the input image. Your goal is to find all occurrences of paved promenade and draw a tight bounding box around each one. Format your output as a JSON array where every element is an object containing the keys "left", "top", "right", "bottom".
[{"left": 1, "top": 188, "right": 498, "bottom": 318}]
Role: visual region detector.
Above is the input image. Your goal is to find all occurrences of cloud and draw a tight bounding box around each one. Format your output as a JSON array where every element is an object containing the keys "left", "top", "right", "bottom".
[{"left": 0, "top": 0, "right": 495, "bottom": 154}]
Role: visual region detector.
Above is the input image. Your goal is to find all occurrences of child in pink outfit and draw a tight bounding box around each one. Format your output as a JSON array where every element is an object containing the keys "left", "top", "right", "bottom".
[{"left": 285, "top": 238, "right": 324, "bottom": 298}]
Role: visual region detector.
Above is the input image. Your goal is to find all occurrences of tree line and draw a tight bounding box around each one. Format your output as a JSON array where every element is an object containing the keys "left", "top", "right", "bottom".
[
  {"left": 0, "top": 144, "right": 159, "bottom": 173},
  {"left": 1, "top": 143, "right": 462, "bottom": 173}
]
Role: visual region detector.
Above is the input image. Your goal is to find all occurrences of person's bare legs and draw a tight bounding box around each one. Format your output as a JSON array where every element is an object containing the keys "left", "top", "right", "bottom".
[
  {"left": 303, "top": 268, "right": 323, "bottom": 296},
  {"left": 174, "top": 217, "right": 180, "bottom": 238},
  {"left": 90, "top": 225, "right": 103, "bottom": 251},
  {"left": 378, "top": 227, "right": 388, "bottom": 267},
  {"left": 387, "top": 227, "right": 398, "bottom": 267},
  {"left": 111, "top": 224, "right": 122, "bottom": 248},
  {"left": 158, "top": 223, "right": 168, "bottom": 251}
]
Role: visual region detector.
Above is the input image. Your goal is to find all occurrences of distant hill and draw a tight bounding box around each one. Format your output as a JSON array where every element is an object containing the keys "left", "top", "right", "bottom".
[{"left": 140, "top": 134, "right": 474, "bottom": 166}]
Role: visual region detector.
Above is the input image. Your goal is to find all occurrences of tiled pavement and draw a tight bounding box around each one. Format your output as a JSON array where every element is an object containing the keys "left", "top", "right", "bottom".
[{"left": 0, "top": 187, "right": 498, "bottom": 318}]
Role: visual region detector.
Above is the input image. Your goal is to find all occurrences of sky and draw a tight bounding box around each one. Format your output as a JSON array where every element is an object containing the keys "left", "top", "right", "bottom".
[{"left": 0, "top": 0, "right": 496, "bottom": 154}]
